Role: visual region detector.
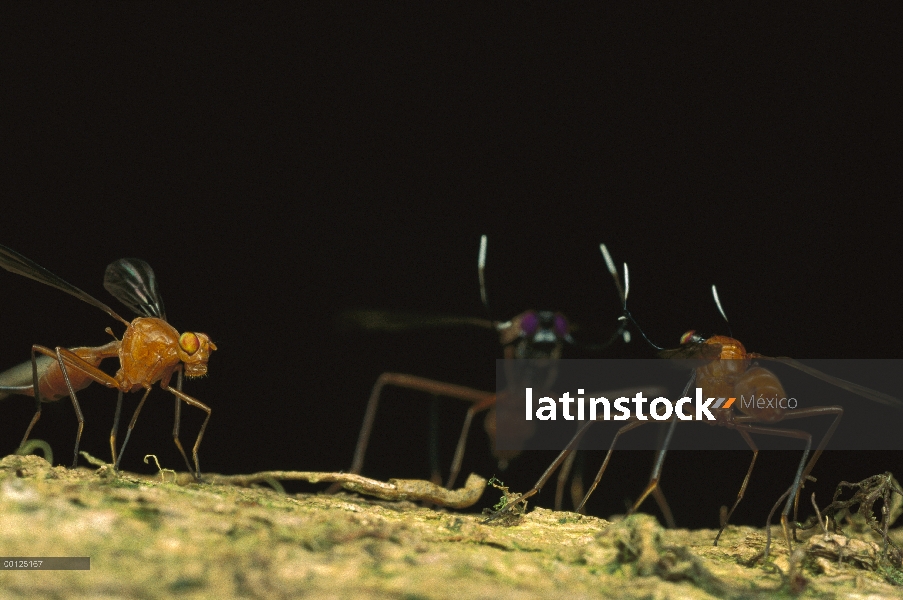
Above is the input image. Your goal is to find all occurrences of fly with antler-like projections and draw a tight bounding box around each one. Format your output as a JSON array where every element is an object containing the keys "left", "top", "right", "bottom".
[
  {"left": 334, "top": 237, "right": 641, "bottom": 510},
  {"left": 486, "top": 258, "right": 903, "bottom": 560}
]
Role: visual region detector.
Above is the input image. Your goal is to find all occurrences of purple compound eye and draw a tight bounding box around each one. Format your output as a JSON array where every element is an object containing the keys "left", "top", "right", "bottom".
[
  {"left": 553, "top": 314, "right": 569, "bottom": 338},
  {"left": 520, "top": 311, "right": 539, "bottom": 336}
]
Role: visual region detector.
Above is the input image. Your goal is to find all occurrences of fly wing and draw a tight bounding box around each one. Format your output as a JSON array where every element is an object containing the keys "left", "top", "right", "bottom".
[
  {"left": 103, "top": 258, "right": 167, "bottom": 320},
  {"left": 338, "top": 309, "right": 494, "bottom": 332},
  {"left": 756, "top": 355, "right": 903, "bottom": 411},
  {"left": 578, "top": 321, "right": 628, "bottom": 351},
  {"left": 0, "top": 244, "right": 128, "bottom": 325},
  {"left": 658, "top": 341, "right": 723, "bottom": 368}
]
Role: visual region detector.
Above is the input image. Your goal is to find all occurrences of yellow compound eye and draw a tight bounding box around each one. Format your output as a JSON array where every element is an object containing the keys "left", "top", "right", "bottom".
[
  {"left": 179, "top": 332, "right": 200, "bottom": 355},
  {"left": 680, "top": 330, "right": 698, "bottom": 345}
]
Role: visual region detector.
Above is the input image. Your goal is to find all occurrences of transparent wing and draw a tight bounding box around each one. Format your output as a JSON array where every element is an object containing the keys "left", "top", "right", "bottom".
[
  {"left": 578, "top": 321, "right": 627, "bottom": 351},
  {"left": 338, "top": 309, "right": 495, "bottom": 332},
  {"left": 0, "top": 244, "right": 128, "bottom": 325},
  {"left": 658, "top": 342, "right": 723, "bottom": 368},
  {"left": 103, "top": 258, "right": 167, "bottom": 320},
  {"left": 756, "top": 355, "right": 903, "bottom": 411}
]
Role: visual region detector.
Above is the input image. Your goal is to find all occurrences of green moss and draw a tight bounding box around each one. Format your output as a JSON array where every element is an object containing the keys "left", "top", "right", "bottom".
[
  {"left": 1, "top": 454, "right": 901, "bottom": 599},
  {"left": 131, "top": 506, "right": 163, "bottom": 528},
  {"left": 168, "top": 577, "right": 207, "bottom": 592}
]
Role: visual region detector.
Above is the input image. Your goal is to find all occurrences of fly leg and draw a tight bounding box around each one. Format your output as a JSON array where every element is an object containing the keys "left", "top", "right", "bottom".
[
  {"left": 446, "top": 393, "right": 496, "bottom": 489},
  {"left": 484, "top": 417, "right": 598, "bottom": 522},
  {"left": 24, "top": 345, "right": 120, "bottom": 468},
  {"left": 170, "top": 366, "right": 194, "bottom": 474},
  {"left": 328, "top": 373, "right": 493, "bottom": 493},
  {"left": 584, "top": 373, "right": 695, "bottom": 521},
  {"left": 164, "top": 383, "right": 211, "bottom": 480},
  {"left": 115, "top": 387, "right": 152, "bottom": 472},
  {"left": 713, "top": 428, "right": 758, "bottom": 545}
]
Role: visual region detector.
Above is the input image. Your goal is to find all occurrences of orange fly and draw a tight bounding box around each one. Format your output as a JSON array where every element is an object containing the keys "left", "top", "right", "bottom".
[
  {"left": 0, "top": 246, "right": 215, "bottom": 478},
  {"left": 489, "top": 261, "right": 902, "bottom": 558}
]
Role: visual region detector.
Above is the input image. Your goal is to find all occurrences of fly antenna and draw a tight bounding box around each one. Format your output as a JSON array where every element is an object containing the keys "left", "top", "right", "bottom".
[
  {"left": 621, "top": 262, "right": 631, "bottom": 343},
  {"left": 586, "top": 244, "right": 630, "bottom": 350},
  {"left": 711, "top": 284, "right": 733, "bottom": 337},
  {"left": 478, "top": 235, "right": 496, "bottom": 324},
  {"left": 617, "top": 262, "right": 663, "bottom": 351},
  {"left": 623, "top": 262, "right": 630, "bottom": 305},
  {"left": 598, "top": 244, "right": 631, "bottom": 344},
  {"left": 600, "top": 244, "right": 625, "bottom": 305}
]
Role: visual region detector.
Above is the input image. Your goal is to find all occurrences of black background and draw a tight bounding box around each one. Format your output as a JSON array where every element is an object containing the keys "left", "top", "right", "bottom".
[{"left": 2, "top": 3, "right": 900, "bottom": 529}]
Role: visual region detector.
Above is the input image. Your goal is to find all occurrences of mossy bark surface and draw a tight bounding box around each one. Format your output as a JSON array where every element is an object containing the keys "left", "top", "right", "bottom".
[{"left": 1, "top": 454, "right": 900, "bottom": 599}]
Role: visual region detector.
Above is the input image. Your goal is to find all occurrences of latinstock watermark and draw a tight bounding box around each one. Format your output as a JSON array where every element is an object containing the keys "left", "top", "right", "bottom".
[
  {"left": 524, "top": 388, "right": 796, "bottom": 422},
  {"left": 495, "top": 358, "right": 902, "bottom": 452}
]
